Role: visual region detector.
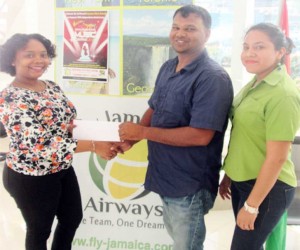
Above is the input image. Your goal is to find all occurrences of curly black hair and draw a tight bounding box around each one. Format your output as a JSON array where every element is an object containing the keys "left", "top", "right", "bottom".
[{"left": 0, "top": 33, "right": 56, "bottom": 76}]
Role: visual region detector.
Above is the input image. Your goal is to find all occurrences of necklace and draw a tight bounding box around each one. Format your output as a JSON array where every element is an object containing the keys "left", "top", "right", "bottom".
[{"left": 11, "top": 80, "right": 46, "bottom": 92}]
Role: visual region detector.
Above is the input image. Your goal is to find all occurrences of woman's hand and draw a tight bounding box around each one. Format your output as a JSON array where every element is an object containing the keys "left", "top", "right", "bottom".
[
  {"left": 94, "top": 141, "right": 117, "bottom": 160},
  {"left": 236, "top": 206, "right": 257, "bottom": 231},
  {"left": 219, "top": 174, "right": 231, "bottom": 200},
  {"left": 111, "top": 141, "right": 134, "bottom": 154}
]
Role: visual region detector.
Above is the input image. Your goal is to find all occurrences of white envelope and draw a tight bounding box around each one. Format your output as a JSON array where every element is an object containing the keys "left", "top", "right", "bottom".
[{"left": 73, "top": 120, "right": 120, "bottom": 141}]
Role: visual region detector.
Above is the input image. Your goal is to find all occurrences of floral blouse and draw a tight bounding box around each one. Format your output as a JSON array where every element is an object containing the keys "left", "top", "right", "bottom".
[{"left": 0, "top": 80, "right": 77, "bottom": 176}]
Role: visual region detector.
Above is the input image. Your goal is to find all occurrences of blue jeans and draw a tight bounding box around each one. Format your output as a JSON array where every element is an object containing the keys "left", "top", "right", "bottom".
[
  {"left": 160, "top": 189, "right": 216, "bottom": 250},
  {"left": 230, "top": 180, "right": 295, "bottom": 250},
  {"left": 3, "top": 165, "right": 83, "bottom": 250}
]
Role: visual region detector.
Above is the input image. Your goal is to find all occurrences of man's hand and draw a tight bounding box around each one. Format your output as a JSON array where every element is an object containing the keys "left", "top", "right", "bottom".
[
  {"left": 219, "top": 174, "right": 231, "bottom": 200},
  {"left": 119, "top": 122, "right": 145, "bottom": 141}
]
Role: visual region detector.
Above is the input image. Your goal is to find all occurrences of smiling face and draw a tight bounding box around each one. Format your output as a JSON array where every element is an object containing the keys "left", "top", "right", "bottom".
[
  {"left": 241, "top": 30, "right": 285, "bottom": 81},
  {"left": 169, "top": 12, "right": 210, "bottom": 58},
  {"left": 13, "top": 39, "right": 51, "bottom": 83}
]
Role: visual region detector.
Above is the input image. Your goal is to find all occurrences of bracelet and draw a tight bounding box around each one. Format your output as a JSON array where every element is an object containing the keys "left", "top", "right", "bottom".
[
  {"left": 244, "top": 201, "right": 259, "bottom": 214},
  {"left": 91, "top": 140, "right": 96, "bottom": 152}
]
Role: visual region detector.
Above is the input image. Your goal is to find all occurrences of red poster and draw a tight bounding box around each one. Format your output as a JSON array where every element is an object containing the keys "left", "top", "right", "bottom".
[{"left": 63, "top": 11, "right": 109, "bottom": 81}]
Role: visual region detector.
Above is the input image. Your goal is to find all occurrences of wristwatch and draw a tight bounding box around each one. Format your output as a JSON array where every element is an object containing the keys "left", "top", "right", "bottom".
[{"left": 244, "top": 201, "right": 259, "bottom": 214}]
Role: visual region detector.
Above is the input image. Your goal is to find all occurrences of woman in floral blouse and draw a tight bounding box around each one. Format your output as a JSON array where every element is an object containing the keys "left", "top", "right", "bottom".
[{"left": 0, "top": 33, "right": 116, "bottom": 250}]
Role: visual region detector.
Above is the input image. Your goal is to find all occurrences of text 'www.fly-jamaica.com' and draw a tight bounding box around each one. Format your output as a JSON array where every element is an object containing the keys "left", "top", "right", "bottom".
[{"left": 72, "top": 237, "right": 173, "bottom": 250}]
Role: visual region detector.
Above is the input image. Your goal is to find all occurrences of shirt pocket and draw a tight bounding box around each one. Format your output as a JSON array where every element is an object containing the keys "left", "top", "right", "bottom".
[{"left": 161, "top": 91, "right": 187, "bottom": 126}]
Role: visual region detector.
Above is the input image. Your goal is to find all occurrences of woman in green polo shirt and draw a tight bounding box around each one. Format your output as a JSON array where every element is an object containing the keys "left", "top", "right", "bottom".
[{"left": 219, "top": 23, "right": 300, "bottom": 250}]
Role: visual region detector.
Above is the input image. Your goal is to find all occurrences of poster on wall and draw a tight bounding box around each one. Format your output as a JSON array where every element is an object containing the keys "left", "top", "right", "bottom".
[
  {"left": 123, "top": 0, "right": 192, "bottom": 6},
  {"left": 123, "top": 9, "right": 176, "bottom": 96},
  {"left": 63, "top": 11, "right": 109, "bottom": 94},
  {"left": 56, "top": 9, "right": 120, "bottom": 96},
  {"left": 56, "top": 0, "right": 120, "bottom": 7}
]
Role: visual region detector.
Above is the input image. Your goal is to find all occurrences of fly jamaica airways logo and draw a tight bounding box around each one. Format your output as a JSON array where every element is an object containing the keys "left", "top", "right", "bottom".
[{"left": 89, "top": 140, "right": 149, "bottom": 200}]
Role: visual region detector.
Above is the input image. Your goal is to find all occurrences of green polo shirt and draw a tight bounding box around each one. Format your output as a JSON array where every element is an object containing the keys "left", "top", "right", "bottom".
[{"left": 223, "top": 66, "right": 300, "bottom": 187}]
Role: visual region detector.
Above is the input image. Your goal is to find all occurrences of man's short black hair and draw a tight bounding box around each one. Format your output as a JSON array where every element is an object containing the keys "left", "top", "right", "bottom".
[{"left": 173, "top": 4, "right": 212, "bottom": 29}]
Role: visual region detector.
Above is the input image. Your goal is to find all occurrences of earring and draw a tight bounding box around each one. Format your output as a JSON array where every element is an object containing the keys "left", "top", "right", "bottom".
[{"left": 277, "top": 62, "right": 282, "bottom": 70}]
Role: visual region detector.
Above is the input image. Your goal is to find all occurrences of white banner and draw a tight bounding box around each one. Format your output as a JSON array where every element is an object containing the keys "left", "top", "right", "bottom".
[{"left": 68, "top": 95, "right": 173, "bottom": 250}]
